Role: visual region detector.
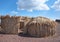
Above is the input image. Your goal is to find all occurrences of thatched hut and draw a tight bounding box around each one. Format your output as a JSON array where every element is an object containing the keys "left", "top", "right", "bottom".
[
  {"left": 1, "top": 15, "right": 20, "bottom": 34},
  {"left": 22, "top": 17, "right": 57, "bottom": 37}
]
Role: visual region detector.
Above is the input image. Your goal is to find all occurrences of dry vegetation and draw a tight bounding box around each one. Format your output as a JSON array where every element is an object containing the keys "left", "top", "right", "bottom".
[
  {"left": 0, "top": 21, "right": 60, "bottom": 42},
  {"left": 0, "top": 15, "right": 57, "bottom": 37},
  {"left": 1, "top": 15, "right": 20, "bottom": 34},
  {"left": 0, "top": 15, "right": 60, "bottom": 42},
  {"left": 22, "top": 17, "right": 57, "bottom": 37}
]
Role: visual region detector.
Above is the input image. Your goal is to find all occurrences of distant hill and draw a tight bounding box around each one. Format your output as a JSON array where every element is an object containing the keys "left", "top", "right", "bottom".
[{"left": 56, "top": 19, "right": 60, "bottom": 22}]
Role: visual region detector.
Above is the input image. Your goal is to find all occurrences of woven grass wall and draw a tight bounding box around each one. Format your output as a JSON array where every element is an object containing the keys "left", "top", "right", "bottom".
[
  {"left": 1, "top": 15, "right": 20, "bottom": 34},
  {"left": 22, "top": 17, "right": 57, "bottom": 37}
]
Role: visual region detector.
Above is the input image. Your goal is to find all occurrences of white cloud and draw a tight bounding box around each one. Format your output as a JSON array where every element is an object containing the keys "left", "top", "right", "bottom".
[
  {"left": 51, "top": 0, "right": 60, "bottom": 11},
  {"left": 16, "top": 0, "right": 50, "bottom": 11},
  {"left": 10, "top": 11, "right": 18, "bottom": 14}
]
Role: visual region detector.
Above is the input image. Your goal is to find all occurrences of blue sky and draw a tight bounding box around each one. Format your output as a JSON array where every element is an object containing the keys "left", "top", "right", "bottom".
[{"left": 0, "top": 0, "right": 60, "bottom": 20}]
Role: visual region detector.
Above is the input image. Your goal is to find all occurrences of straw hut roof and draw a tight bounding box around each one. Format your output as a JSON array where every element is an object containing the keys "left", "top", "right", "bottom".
[{"left": 29, "top": 17, "right": 57, "bottom": 27}]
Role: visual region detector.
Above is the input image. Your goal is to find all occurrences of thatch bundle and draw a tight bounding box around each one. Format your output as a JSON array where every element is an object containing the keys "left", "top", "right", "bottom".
[
  {"left": 1, "top": 15, "right": 20, "bottom": 34},
  {"left": 23, "top": 17, "right": 57, "bottom": 37}
]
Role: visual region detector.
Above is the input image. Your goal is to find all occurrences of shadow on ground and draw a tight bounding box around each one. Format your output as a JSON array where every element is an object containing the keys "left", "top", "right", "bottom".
[
  {"left": 18, "top": 33, "right": 46, "bottom": 38},
  {"left": 0, "top": 32, "right": 5, "bottom": 34}
]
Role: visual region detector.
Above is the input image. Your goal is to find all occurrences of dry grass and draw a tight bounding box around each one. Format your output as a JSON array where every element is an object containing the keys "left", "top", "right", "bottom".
[
  {"left": 22, "top": 17, "right": 57, "bottom": 37},
  {"left": 0, "top": 16, "right": 60, "bottom": 42},
  {"left": 1, "top": 16, "right": 57, "bottom": 37},
  {"left": 1, "top": 15, "right": 20, "bottom": 34}
]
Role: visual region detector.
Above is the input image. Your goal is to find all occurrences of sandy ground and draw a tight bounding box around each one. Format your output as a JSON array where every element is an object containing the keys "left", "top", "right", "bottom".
[{"left": 0, "top": 23, "right": 60, "bottom": 42}]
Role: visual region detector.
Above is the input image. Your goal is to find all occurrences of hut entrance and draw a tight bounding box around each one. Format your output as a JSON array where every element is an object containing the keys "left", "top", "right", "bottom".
[
  {"left": 20, "top": 22, "right": 24, "bottom": 29},
  {"left": 18, "top": 21, "right": 25, "bottom": 33}
]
